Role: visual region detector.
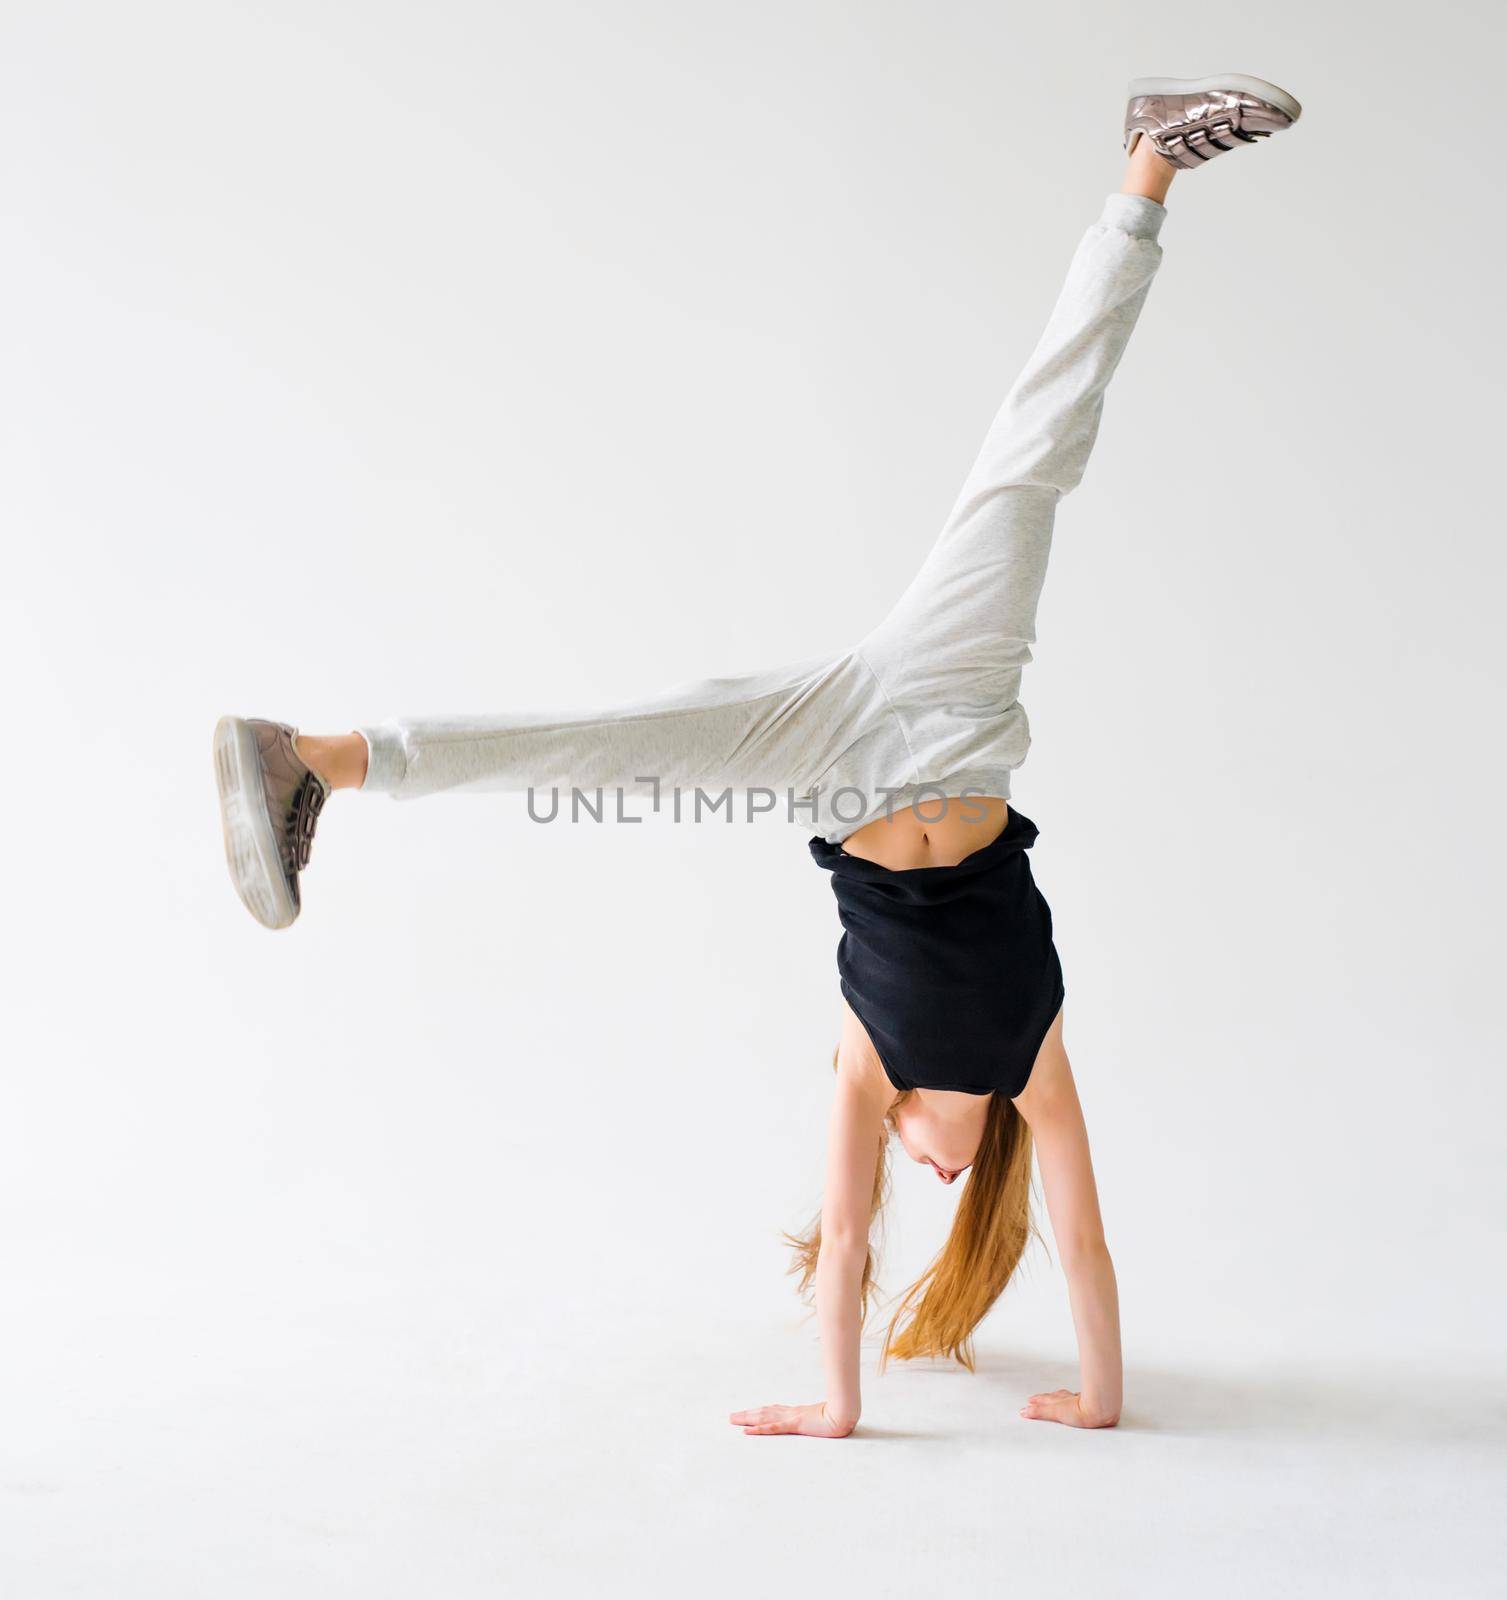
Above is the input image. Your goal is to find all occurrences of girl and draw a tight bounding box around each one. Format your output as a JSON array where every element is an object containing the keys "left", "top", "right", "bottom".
[{"left": 213, "top": 75, "right": 1303, "bottom": 1439}]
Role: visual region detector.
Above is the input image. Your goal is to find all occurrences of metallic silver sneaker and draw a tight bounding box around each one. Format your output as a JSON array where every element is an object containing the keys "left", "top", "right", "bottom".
[
  {"left": 213, "top": 717, "right": 330, "bottom": 929},
  {"left": 1124, "top": 74, "right": 1301, "bottom": 170}
]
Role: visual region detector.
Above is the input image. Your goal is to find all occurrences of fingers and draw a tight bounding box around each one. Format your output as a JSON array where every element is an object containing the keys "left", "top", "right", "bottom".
[
  {"left": 1020, "top": 1390, "right": 1079, "bottom": 1425},
  {"left": 729, "top": 1405, "right": 791, "bottom": 1430},
  {"left": 730, "top": 1403, "right": 855, "bottom": 1438}
]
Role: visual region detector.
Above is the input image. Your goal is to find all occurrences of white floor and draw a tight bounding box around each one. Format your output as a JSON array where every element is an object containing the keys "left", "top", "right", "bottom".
[{"left": 6, "top": 1260, "right": 1502, "bottom": 1598}]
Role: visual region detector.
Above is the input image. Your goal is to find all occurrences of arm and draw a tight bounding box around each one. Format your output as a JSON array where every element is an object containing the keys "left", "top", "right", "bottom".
[
  {"left": 813, "top": 1064, "right": 890, "bottom": 1427},
  {"left": 730, "top": 1039, "right": 891, "bottom": 1439},
  {"left": 1012, "top": 1013, "right": 1122, "bottom": 1427}
]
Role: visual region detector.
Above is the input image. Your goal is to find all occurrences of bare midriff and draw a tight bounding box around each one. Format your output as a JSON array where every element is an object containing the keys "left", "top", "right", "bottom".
[{"left": 838, "top": 796, "right": 1011, "bottom": 871}]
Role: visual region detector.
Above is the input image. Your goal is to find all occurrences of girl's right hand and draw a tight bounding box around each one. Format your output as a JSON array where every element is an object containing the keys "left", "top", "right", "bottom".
[{"left": 729, "top": 1402, "right": 856, "bottom": 1438}]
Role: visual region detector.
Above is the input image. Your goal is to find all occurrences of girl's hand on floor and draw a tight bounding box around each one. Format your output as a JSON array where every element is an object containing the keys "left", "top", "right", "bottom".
[
  {"left": 729, "top": 1403, "right": 856, "bottom": 1438},
  {"left": 1019, "top": 1389, "right": 1120, "bottom": 1428}
]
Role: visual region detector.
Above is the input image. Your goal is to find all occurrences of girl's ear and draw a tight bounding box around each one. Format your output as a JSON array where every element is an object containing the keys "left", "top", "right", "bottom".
[{"left": 882, "top": 1087, "right": 913, "bottom": 1137}]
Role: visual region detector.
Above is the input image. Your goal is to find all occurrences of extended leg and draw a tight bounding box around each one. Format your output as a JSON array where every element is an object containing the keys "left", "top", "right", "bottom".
[
  {"left": 215, "top": 642, "right": 893, "bottom": 928},
  {"left": 353, "top": 649, "right": 880, "bottom": 802},
  {"left": 856, "top": 179, "right": 1170, "bottom": 796}
]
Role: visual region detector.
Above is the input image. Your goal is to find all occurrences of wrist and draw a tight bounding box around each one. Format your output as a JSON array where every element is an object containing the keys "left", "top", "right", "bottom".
[
  {"left": 821, "top": 1402, "right": 859, "bottom": 1434},
  {"left": 1077, "top": 1392, "right": 1121, "bottom": 1428}
]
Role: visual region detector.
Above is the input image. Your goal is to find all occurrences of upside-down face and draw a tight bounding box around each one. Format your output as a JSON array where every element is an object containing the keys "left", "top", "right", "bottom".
[{"left": 891, "top": 1088, "right": 990, "bottom": 1184}]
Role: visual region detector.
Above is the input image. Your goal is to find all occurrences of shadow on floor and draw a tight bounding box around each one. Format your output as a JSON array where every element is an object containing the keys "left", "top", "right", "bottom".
[{"left": 931, "top": 1349, "right": 1507, "bottom": 1443}]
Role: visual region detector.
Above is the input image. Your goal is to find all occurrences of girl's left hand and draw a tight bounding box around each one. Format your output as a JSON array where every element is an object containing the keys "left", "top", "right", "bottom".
[
  {"left": 729, "top": 1403, "right": 856, "bottom": 1438},
  {"left": 1019, "top": 1389, "right": 1120, "bottom": 1428}
]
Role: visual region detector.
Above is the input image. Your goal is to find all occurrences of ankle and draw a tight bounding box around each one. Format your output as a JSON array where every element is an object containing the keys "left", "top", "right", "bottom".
[
  {"left": 295, "top": 732, "right": 369, "bottom": 791},
  {"left": 1121, "top": 137, "right": 1176, "bottom": 205}
]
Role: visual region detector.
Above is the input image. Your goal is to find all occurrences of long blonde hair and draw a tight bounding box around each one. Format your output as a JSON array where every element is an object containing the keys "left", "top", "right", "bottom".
[{"left": 783, "top": 1053, "right": 1036, "bottom": 1371}]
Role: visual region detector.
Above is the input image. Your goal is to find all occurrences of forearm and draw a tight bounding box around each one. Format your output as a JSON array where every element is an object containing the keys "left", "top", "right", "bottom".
[
  {"left": 1062, "top": 1243, "right": 1122, "bottom": 1423},
  {"left": 815, "top": 1238, "right": 868, "bottom": 1428}
]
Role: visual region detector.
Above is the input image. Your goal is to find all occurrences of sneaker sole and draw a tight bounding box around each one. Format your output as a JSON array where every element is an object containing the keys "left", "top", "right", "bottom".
[
  {"left": 1128, "top": 74, "right": 1303, "bottom": 124},
  {"left": 213, "top": 715, "right": 298, "bottom": 930}
]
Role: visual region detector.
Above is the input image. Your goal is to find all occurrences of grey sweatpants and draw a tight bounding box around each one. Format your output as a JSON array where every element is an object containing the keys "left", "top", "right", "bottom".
[{"left": 360, "top": 193, "right": 1167, "bottom": 843}]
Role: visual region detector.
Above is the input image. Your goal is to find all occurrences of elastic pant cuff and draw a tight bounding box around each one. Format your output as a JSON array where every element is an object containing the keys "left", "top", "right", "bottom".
[
  {"left": 1098, "top": 192, "right": 1167, "bottom": 243},
  {"left": 355, "top": 725, "right": 407, "bottom": 793}
]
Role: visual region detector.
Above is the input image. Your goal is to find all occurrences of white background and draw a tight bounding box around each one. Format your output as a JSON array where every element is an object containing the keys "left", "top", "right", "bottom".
[{"left": 4, "top": 1, "right": 1505, "bottom": 1595}]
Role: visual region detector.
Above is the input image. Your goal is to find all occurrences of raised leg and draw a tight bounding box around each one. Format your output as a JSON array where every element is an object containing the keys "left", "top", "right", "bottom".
[{"left": 856, "top": 186, "right": 1169, "bottom": 790}]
